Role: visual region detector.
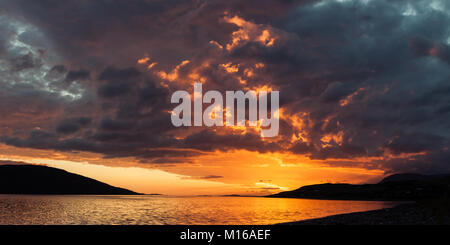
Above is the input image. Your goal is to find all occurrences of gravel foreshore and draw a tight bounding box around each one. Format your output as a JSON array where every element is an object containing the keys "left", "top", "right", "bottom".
[{"left": 281, "top": 199, "right": 450, "bottom": 225}]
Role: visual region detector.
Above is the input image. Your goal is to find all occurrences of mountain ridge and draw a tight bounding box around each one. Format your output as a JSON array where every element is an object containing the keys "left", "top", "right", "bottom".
[
  {"left": 0, "top": 164, "right": 140, "bottom": 195},
  {"left": 268, "top": 173, "right": 450, "bottom": 201}
]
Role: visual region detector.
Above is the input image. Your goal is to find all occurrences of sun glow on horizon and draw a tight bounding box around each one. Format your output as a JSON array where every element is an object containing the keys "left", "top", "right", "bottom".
[{"left": 0, "top": 143, "right": 386, "bottom": 196}]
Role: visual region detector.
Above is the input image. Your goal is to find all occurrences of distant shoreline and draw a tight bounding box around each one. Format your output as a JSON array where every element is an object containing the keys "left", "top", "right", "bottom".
[{"left": 267, "top": 173, "right": 450, "bottom": 201}]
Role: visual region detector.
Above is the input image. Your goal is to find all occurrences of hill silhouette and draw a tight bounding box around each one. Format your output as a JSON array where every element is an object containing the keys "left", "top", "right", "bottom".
[
  {"left": 269, "top": 173, "right": 450, "bottom": 201},
  {"left": 0, "top": 164, "right": 140, "bottom": 195}
]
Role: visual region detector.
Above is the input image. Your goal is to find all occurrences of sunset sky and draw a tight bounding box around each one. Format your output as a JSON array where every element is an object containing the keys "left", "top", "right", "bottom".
[{"left": 0, "top": 0, "right": 449, "bottom": 195}]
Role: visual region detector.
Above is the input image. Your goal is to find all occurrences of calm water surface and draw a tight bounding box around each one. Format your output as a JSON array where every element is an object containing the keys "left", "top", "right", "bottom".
[{"left": 0, "top": 195, "right": 400, "bottom": 225}]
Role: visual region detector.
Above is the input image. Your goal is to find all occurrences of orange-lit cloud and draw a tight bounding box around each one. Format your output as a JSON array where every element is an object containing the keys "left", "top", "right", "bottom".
[{"left": 223, "top": 15, "right": 278, "bottom": 50}]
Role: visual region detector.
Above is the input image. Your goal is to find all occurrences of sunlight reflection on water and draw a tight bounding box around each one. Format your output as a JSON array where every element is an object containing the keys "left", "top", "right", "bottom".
[{"left": 0, "top": 195, "right": 400, "bottom": 225}]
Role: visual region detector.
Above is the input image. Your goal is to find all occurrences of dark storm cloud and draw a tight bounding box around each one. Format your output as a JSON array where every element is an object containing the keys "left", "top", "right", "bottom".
[
  {"left": 50, "top": 65, "right": 67, "bottom": 74},
  {"left": 10, "top": 53, "right": 41, "bottom": 71},
  {"left": 409, "top": 36, "right": 450, "bottom": 64},
  {"left": 56, "top": 117, "right": 92, "bottom": 134},
  {"left": 98, "top": 66, "right": 141, "bottom": 81},
  {"left": 1, "top": 0, "right": 450, "bottom": 174},
  {"left": 182, "top": 130, "right": 283, "bottom": 153},
  {"left": 98, "top": 82, "right": 132, "bottom": 98},
  {"left": 100, "top": 117, "right": 134, "bottom": 131},
  {"left": 319, "top": 82, "right": 356, "bottom": 102},
  {"left": 409, "top": 36, "right": 435, "bottom": 57},
  {"left": 65, "top": 69, "right": 90, "bottom": 82},
  {"left": 385, "top": 132, "right": 446, "bottom": 155},
  {"left": 289, "top": 141, "right": 313, "bottom": 155}
]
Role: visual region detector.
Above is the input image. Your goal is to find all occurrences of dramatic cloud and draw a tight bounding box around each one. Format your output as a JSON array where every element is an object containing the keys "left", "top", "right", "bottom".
[{"left": 0, "top": 0, "right": 449, "bottom": 176}]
